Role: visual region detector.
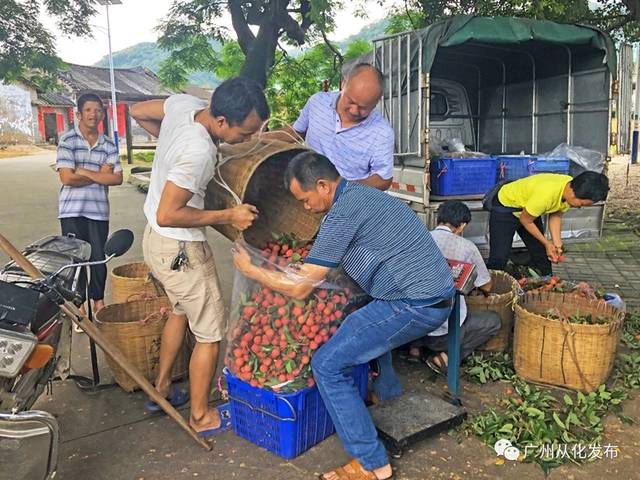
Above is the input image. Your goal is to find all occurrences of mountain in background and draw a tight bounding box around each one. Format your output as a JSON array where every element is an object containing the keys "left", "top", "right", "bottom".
[
  {"left": 336, "top": 18, "right": 389, "bottom": 50},
  {"left": 92, "top": 18, "right": 389, "bottom": 87},
  {"left": 94, "top": 40, "right": 222, "bottom": 87}
]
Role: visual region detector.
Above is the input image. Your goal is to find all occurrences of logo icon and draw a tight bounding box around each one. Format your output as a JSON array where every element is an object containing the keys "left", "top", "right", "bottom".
[{"left": 494, "top": 439, "right": 521, "bottom": 461}]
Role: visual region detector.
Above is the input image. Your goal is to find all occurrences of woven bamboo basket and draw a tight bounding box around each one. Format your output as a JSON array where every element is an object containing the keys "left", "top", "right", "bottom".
[
  {"left": 95, "top": 297, "right": 192, "bottom": 392},
  {"left": 513, "top": 292, "right": 624, "bottom": 392},
  {"left": 110, "top": 262, "right": 165, "bottom": 304},
  {"left": 467, "top": 270, "right": 519, "bottom": 352},
  {"left": 204, "top": 139, "right": 322, "bottom": 247}
]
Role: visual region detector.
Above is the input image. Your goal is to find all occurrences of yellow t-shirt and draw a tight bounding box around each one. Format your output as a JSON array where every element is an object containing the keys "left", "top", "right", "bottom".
[{"left": 498, "top": 173, "right": 572, "bottom": 218}]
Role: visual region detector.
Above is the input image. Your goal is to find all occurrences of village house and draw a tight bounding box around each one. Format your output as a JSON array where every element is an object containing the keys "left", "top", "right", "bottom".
[{"left": 0, "top": 64, "right": 211, "bottom": 146}]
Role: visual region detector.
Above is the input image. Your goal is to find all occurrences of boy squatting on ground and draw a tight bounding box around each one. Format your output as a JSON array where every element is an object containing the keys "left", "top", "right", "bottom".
[{"left": 407, "top": 201, "right": 501, "bottom": 374}]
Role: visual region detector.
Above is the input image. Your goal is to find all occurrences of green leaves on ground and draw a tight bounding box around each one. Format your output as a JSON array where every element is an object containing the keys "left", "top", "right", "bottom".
[
  {"left": 464, "top": 352, "right": 515, "bottom": 384},
  {"left": 621, "top": 311, "right": 640, "bottom": 349},
  {"left": 612, "top": 352, "right": 640, "bottom": 390},
  {"left": 468, "top": 379, "right": 628, "bottom": 474}
]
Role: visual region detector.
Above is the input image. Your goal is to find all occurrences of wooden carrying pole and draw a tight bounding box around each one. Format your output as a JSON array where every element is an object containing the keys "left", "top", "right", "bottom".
[{"left": 0, "top": 232, "right": 211, "bottom": 451}]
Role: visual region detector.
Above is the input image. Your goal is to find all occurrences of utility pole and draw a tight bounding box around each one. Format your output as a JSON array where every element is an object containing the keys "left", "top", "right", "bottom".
[
  {"left": 632, "top": 44, "right": 640, "bottom": 164},
  {"left": 97, "top": 0, "right": 122, "bottom": 150}
]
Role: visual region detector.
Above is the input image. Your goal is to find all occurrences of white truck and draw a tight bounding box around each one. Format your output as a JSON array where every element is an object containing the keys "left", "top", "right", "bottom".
[{"left": 356, "top": 15, "right": 632, "bottom": 253}]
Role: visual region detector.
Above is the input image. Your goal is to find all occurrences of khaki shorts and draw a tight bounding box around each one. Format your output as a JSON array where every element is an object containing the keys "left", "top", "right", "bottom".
[{"left": 142, "top": 224, "right": 226, "bottom": 343}]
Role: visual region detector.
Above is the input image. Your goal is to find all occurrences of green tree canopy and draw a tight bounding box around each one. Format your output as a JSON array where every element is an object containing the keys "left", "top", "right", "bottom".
[
  {"left": 0, "top": 0, "right": 97, "bottom": 85},
  {"left": 156, "top": 0, "right": 341, "bottom": 88},
  {"left": 209, "top": 38, "right": 372, "bottom": 124},
  {"left": 383, "top": 0, "right": 640, "bottom": 42}
]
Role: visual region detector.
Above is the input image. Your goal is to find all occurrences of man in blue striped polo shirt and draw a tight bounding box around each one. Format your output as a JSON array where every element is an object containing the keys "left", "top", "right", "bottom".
[
  {"left": 266, "top": 63, "right": 394, "bottom": 191},
  {"left": 56, "top": 92, "right": 123, "bottom": 312},
  {"left": 233, "top": 151, "right": 454, "bottom": 480}
]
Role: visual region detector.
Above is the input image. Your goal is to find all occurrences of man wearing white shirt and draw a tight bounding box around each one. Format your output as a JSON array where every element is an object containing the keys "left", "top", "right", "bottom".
[
  {"left": 131, "top": 77, "right": 269, "bottom": 437},
  {"left": 410, "top": 201, "right": 501, "bottom": 374}
]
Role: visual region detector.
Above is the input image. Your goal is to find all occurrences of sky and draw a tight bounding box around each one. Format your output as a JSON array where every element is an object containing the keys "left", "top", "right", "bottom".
[{"left": 43, "top": 0, "right": 388, "bottom": 66}]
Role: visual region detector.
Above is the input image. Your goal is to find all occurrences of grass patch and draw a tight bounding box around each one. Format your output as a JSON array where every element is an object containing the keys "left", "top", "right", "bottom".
[{"left": 120, "top": 151, "right": 154, "bottom": 163}]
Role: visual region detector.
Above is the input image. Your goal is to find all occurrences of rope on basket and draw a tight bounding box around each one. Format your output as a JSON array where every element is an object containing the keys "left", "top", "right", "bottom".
[
  {"left": 560, "top": 317, "right": 595, "bottom": 392},
  {"left": 216, "top": 375, "right": 229, "bottom": 401},
  {"left": 126, "top": 292, "right": 159, "bottom": 303},
  {"left": 211, "top": 117, "right": 306, "bottom": 206},
  {"left": 138, "top": 306, "right": 170, "bottom": 326}
]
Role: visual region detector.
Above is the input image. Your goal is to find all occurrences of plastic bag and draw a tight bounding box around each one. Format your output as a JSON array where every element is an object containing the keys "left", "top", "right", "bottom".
[
  {"left": 225, "top": 234, "right": 368, "bottom": 393},
  {"left": 444, "top": 137, "right": 466, "bottom": 153},
  {"left": 541, "top": 143, "right": 605, "bottom": 173},
  {"left": 429, "top": 135, "right": 447, "bottom": 157},
  {"left": 603, "top": 293, "right": 626, "bottom": 312}
]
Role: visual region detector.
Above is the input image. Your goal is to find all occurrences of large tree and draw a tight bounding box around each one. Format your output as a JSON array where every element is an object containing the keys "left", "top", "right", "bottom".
[
  {"left": 384, "top": 0, "right": 640, "bottom": 41},
  {"left": 157, "top": 0, "right": 340, "bottom": 88},
  {"left": 210, "top": 38, "right": 371, "bottom": 123},
  {"left": 0, "top": 0, "right": 97, "bottom": 85}
]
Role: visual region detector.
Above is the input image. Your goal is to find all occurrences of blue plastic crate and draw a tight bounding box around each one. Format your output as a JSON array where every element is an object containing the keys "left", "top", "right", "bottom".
[
  {"left": 430, "top": 156, "right": 498, "bottom": 196},
  {"left": 225, "top": 364, "right": 369, "bottom": 459},
  {"left": 496, "top": 155, "right": 535, "bottom": 181},
  {"left": 530, "top": 157, "right": 570, "bottom": 175}
]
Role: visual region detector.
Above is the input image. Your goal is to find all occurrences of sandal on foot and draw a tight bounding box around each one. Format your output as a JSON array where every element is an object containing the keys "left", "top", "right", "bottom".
[
  {"left": 319, "top": 459, "right": 393, "bottom": 480},
  {"left": 425, "top": 352, "right": 448, "bottom": 377},
  {"left": 144, "top": 388, "right": 189, "bottom": 413},
  {"left": 406, "top": 347, "right": 422, "bottom": 364},
  {"left": 196, "top": 403, "right": 232, "bottom": 439}
]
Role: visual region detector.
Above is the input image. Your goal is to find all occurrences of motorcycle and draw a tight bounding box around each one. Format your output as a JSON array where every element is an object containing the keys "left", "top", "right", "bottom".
[{"left": 0, "top": 229, "right": 133, "bottom": 480}]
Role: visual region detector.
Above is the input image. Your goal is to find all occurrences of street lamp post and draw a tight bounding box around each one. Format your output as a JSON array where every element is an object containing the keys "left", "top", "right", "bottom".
[{"left": 97, "top": 0, "right": 122, "bottom": 150}]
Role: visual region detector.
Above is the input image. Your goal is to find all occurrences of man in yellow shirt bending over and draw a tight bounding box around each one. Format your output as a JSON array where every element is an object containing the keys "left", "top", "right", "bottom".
[{"left": 486, "top": 172, "right": 609, "bottom": 275}]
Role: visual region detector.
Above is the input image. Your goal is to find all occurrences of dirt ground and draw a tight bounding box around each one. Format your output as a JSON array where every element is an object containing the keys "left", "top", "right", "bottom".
[
  {"left": 605, "top": 155, "right": 640, "bottom": 231},
  {"left": 0, "top": 143, "right": 53, "bottom": 158},
  {"left": 4, "top": 150, "right": 640, "bottom": 480}
]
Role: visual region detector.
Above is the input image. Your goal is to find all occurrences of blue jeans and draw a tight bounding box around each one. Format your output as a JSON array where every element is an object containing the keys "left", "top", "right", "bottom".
[{"left": 311, "top": 298, "right": 452, "bottom": 470}]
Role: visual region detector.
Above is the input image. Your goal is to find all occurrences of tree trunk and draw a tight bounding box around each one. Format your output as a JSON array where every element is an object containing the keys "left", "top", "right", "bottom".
[{"left": 239, "top": 22, "right": 279, "bottom": 87}]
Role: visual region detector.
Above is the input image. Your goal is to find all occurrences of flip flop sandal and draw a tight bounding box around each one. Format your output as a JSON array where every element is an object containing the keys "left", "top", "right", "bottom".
[
  {"left": 424, "top": 353, "right": 448, "bottom": 377},
  {"left": 405, "top": 354, "right": 421, "bottom": 364},
  {"left": 196, "top": 403, "right": 233, "bottom": 439},
  {"left": 319, "top": 459, "right": 394, "bottom": 480},
  {"left": 144, "top": 388, "right": 189, "bottom": 413}
]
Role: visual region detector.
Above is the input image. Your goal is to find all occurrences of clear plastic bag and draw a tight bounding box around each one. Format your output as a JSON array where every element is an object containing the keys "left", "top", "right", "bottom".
[
  {"left": 444, "top": 137, "right": 466, "bottom": 153},
  {"left": 225, "top": 234, "right": 368, "bottom": 392},
  {"left": 541, "top": 143, "right": 605, "bottom": 173},
  {"left": 430, "top": 135, "right": 490, "bottom": 158}
]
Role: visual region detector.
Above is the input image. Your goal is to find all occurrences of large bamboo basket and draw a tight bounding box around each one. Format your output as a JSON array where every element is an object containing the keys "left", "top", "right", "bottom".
[
  {"left": 467, "top": 270, "right": 519, "bottom": 352},
  {"left": 513, "top": 292, "right": 624, "bottom": 392},
  {"left": 110, "top": 262, "right": 165, "bottom": 304},
  {"left": 205, "top": 139, "right": 322, "bottom": 247},
  {"left": 95, "top": 297, "right": 192, "bottom": 392}
]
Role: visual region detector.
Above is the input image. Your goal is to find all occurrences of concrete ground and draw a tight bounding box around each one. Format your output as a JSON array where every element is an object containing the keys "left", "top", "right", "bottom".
[{"left": 3, "top": 152, "right": 640, "bottom": 480}]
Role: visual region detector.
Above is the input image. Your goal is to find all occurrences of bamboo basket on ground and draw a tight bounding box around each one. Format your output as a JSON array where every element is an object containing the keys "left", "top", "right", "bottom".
[
  {"left": 513, "top": 292, "right": 624, "bottom": 393},
  {"left": 95, "top": 297, "right": 193, "bottom": 392},
  {"left": 205, "top": 139, "right": 322, "bottom": 248},
  {"left": 467, "top": 270, "right": 519, "bottom": 352},
  {"left": 110, "top": 262, "right": 165, "bottom": 304}
]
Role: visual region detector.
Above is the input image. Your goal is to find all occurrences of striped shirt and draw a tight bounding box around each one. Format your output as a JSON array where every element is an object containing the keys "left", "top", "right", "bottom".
[
  {"left": 56, "top": 127, "right": 121, "bottom": 221},
  {"left": 428, "top": 226, "right": 492, "bottom": 336},
  {"left": 293, "top": 92, "right": 394, "bottom": 181},
  {"left": 306, "top": 181, "right": 455, "bottom": 302}
]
